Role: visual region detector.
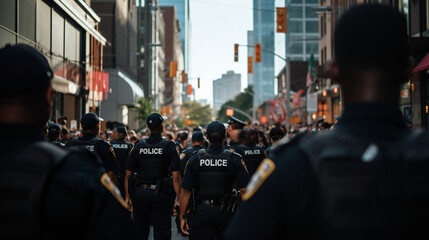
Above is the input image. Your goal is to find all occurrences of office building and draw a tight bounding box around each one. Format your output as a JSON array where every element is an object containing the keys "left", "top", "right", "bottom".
[{"left": 213, "top": 71, "right": 241, "bottom": 110}]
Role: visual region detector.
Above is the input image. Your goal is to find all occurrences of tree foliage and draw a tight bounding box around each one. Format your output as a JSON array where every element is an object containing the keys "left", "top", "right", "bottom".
[
  {"left": 184, "top": 101, "right": 212, "bottom": 126},
  {"left": 135, "top": 97, "right": 156, "bottom": 127},
  {"left": 217, "top": 85, "right": 253, "bottom": 123}
]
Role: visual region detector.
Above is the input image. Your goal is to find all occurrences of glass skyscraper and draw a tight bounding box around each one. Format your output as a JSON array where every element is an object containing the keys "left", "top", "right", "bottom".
[{"left": 253, "top": 0, "right": 275, "bottom": 107}]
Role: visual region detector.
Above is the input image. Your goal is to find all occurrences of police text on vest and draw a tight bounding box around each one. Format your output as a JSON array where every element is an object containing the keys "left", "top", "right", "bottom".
[
  {"left": 140, "top": 148, "right": 163, "bottom": 154},
  {"left": 200, "top": 159, "right": 228, "bottom": 167}
]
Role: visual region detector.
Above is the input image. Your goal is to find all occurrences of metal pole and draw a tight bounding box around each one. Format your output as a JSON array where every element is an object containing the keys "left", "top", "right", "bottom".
[{"left": 285, "top": 0, "right": 291, "bottom": 129}]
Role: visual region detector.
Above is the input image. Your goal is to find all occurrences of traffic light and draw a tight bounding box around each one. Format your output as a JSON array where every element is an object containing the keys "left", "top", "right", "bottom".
[
  {"left": 169, "top": 61, "right": 177, "bottom": 78},
  {"left": 248, "top": 57, "right": 253, "bottom": 73},
  {"left": 181, "top": 71, "right": 186, "bottom": 83},
  {"left": 198, "top": 78, "right": 200, "bottom": 88},
  {"left": 187, "top": 84, "right": 193, "bottom": 95},
  {"left": 255, "top": 43, "right": 261, "bottom": 63},
  {"left": 234, "top": 44, "right": 239, "bottom": 62},
  {"left": 276, "top": 8, "right": 287, "bottom": 33}
]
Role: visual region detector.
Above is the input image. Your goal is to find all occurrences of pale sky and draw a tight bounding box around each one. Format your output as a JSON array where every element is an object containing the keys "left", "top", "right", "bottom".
[{"left": 189, "top": 0, "right": 286, "bottom": 105}]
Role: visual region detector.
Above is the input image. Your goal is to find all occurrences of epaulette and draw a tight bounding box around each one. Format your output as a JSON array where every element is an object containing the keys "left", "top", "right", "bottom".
[{"left": 232, "top": 151, "right": 242, "bottom": 158}]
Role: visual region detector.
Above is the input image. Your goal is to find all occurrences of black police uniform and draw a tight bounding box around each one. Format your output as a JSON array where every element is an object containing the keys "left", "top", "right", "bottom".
[
  {"left": 180, "top": 145, "right": 204, "bottom": 176},
  {"left": 226, "top": 103, "right": 429, "bottom": 240},
  {"left": 127, "top": 133, "right": 181, "bottom": 240},
  {"left": 0, "top": 124, "right": 133, "bottom": 239},
  {"left": 234, "top": 144, "right": 266, "bottom": 176},
  {"left": 65, "top": 133, "right": 118, "bottom": 174},
  {"left": 182, "top": 145, "right": 249, "bottom": 240},
  {"left": 111, "top": 138, "right": 133, "bottom": 197}
]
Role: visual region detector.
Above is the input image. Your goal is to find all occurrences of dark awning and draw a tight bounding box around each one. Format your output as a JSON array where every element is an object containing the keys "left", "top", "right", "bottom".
[{"left": 414, "top": 52, "right": 429, "bottom": 73}]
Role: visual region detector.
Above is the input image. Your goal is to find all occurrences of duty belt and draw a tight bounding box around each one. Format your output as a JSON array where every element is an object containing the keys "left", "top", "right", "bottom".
[
  {"left": 139, "top": 184, "right": 159, "bottom": 190},
  {"left": 200, "top": 199, "right": 221, "bottom": 208}
]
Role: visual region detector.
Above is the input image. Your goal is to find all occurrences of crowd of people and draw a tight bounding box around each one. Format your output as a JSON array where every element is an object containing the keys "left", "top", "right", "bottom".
[{"left": 3, "top": 3, "right": 429, "bottom": 240}]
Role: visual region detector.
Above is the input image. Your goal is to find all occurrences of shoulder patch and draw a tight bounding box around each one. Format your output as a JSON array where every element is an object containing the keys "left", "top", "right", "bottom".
[
  {"left": 242, "top": 158, "right": 276, "bottom": 201},
  {"left": 241, "top": 159, "right": 249, "bottom": 174},
  {"left": 180, "top": 153, "right": 186, "bottom": 160},
  {"left": 109, "top": 146, "right": 117, "bottom": 158},
  {"left": 232, "top": 151, "right": 242, "bottom": 158},
  {"left": 100, "top": 173, "right": 128, "bottom": 209}
]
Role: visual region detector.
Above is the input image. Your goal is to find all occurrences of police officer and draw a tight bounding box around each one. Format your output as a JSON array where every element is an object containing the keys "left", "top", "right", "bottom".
[
  {"left": 226, "top": 5, "right": 429, "bottom": 239},
  {"left": 265, "top": 126, "right": 285, "bottom": 158},
  {"left": 179, "top": 121, "right": 249, "bottom": 239},
  {"left": 65, "top": 112, "right": 119, "bottom": 186},
  {"left": 175, "top": 131, "right": 189, "bottom": 153},
  {"left": 125, "top": 113, "right": 182, "bottom": 240},
  {"left": 0, "top": 44, "right": 132, "bottom": 239},
  {"left": 111, "top": 126, "right": 133, "bottom": 197},
  {"left": 234, "top": 129, "right": 266, "bottom": 176},
  {"left": 226, "top": 116, "right": 246, "bottom": 151},
  {"left": 47, "top": 122, "right": 65, "bottom": 148},
  {"left": 180, "top": 131, "right": 206, "bottom": 176}
]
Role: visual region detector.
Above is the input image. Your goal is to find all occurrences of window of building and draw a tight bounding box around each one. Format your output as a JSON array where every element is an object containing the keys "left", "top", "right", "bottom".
[
  {"left": 52, "top": 10, "right": 64, "bottom": 76},
  {"left": 290, "top": 42, "right": 303, "bottom": 54},
  {"left": 289, "top": 22, "right": 303, "bottom": 33},
  {"left": 305, "top": 6, "right": 318, "bottom": 19},
  {"left": 324, "top": 46, "right": 327, "bottom": 63},
  {"left": 18, "top": 0, "right": 36, "bottom": 42},
  {"left": 320, "top": 15, "right": 324, "bottom": 38},
  {"left": 306, "top": 21, "right": 318, "bottom": 33},
  {"left": 306, "top": 42, "right": 318, "bottom": 55},
  {"left": 36, "top": 0, "right": 51, "bottom": 50},
  {"left": 288, "top": 6, "right": 303, "bottom": 18},
  {"left": 0, "top": 0, "right": 16, "bottom": 47}
]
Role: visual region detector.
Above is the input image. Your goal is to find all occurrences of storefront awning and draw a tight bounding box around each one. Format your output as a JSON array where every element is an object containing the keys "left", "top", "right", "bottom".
[
  {"left": 116, "top": 71, "right": 144, "bottom": 106},
  {"left": 414, "top": 52, "right": 429, "bottom": 73},
  {"left": 52, "top": 75, "right": 79, "bottom": 95}
]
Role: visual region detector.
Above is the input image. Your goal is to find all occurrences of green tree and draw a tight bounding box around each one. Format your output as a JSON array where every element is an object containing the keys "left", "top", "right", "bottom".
[
  {"left": 135, "top": 97, "right": 156, "bottom": 127},
  {"left": 184, "top": 101, "right": 212, "bottom": 126},
  {"left": 217, "top": 85, "right": 253, "bottom": 123}
]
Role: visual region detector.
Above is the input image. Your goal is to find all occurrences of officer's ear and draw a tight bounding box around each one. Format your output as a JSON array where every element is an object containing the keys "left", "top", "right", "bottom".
[{"left": 45, "top": 84, "right": 53, "bottom": 107}]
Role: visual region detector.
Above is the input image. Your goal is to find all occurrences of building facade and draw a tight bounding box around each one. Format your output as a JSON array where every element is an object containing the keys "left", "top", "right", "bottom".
[
  {"left": 0, "top": 0, "right": 106, "bottom": 130},
  {"left": 158, "top": 0, "right": 190, "bottom": 102},
  {"left": 253, "top": 0, "right": 275, "bottom": 107},
  {"left": 213, "top": 71, "right": 241, "bottom": 110},
  {"left": 161, "top": 6, "right": 184, "bottom": 120},
  {"left": 286, "top": 0, "right": 319, "bottom": 61},
  {"left": 92, "top": 0, "right": 144, "bottom": 130}
]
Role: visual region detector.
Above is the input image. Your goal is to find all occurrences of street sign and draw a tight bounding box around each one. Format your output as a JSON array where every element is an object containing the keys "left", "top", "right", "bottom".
[
  {"left": 226, "top": 109, "right": 234, "bottom": 116},
  {"left": 306, "top": 92, "right": 318, "bottom": 112}
]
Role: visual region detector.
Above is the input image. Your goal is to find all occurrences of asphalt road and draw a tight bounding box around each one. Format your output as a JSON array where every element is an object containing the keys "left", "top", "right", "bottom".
[{"left": 147, "top": 217, "right": 188, "bottom": 240}]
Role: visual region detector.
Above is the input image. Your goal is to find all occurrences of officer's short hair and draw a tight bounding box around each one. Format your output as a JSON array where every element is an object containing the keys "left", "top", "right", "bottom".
[
  {"left": 334, "top": 4, "right": 409, "bottom": 81},
  {"left": 239, "top": 129, "right": 258, "bottom": 145}
]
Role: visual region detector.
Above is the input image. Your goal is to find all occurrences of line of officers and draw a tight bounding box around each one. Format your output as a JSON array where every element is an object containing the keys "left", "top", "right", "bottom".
[{"left": 50, "top": 110, "right": 272, "bottom": 239}]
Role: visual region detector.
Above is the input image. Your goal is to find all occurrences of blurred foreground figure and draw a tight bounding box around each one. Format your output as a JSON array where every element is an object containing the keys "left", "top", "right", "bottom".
[
  {"left": 227, "top": 4, "right": 429, "bottom": 240},
  {"left": 0, "top": 44, "right": 132, "bottom": 239}
]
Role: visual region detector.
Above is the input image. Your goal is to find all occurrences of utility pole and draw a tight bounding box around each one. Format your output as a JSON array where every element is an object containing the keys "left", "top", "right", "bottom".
[{"left": 284, "top": 0, "right": 291, "bottom": 129}]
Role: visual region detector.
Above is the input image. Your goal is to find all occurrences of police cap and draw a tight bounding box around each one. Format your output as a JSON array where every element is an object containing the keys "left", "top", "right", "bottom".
[
  {"left": 191, "top": 131, "right": 204, "bottom": 142},
  {"left": 81, "top": 113, "right": 104, "bottom": 129},
  {"left": 115, "top": 126, "right": 127, "bottom": 136},
  {"left": 0, "top": 44, "right": 53, "bottom": 96},
  {"left": 48, "top": 122, "right": 62, "bottom": 135},
  {"left": 207, "top": 121, "right": 226, "bottom": 138},
  {"left": 228, "top": 116, "right": 246, "bottom": 129},
  {"left": 147, "top": 113, "right": 167, "bottom": 128}
]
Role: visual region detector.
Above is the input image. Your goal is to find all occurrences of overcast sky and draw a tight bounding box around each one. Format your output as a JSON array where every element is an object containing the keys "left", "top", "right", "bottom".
[{"left": 189, "top": 0, "right": 286, "bottom": 105}]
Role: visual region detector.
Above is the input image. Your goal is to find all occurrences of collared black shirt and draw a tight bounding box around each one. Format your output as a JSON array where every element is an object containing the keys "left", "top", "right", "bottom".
[{"left": 226, "top": 103, "right": 412, "bottom": 240}]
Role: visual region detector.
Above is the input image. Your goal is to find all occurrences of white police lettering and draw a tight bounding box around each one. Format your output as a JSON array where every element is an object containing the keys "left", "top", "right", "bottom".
[
  {"left": 112, "top": 144, "right": 129, "bottom": 149},
  {"left": 199, "top": 159, "right": 228, "bottom": 167},
  {"left": 244, "top": 149, "right": 260, "bottom": 155},
  {"left": 139, "top": 148, "right": 163, "bottom": 155},
  {"left": 86, "top": 145, "right": 95, "bottom": 151}
]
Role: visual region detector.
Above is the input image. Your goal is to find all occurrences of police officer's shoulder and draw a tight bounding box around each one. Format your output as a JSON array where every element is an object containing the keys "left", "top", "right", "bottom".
[
  {"left": 64, "top": 137, "right": 78, "bottom": 146},
  {"left": 67, "top": 147, "right": 104, "bottom": 167}
]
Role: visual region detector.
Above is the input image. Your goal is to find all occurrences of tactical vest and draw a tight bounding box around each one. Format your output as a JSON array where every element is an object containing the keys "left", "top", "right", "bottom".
[
  {"left": 0, "top": 142, "right": 66, "bottom": 239},
  {"left": 136, "top": 139, "right": 170, "bottom": 181},
  {"left": 299, "top": 129, "right": 429, "bottom": 239},
  {"left": 111, "top": 140, "right": 133, "bottom": 177},
  {"left": 66, "top": 137, "right": 103, "bottom": 153},
  {"left": 237, "top": 144, "right": 265, "bottom": 176},
  {"left": 196, "top": 149, "right": 234, "bottom": 200}
]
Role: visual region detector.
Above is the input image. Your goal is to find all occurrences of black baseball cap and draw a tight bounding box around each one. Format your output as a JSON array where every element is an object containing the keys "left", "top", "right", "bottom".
[
  {"left": 115, "top": 126, "right": 127, "bottom": 136},
  {"left": 228, "top": 116, "right": 246, "bottom": 129},
  {"left": 147, "top": 113, "right": 167, "bottom": 128},
  {"left": 192, "top": 131, "right": 204, "bottom": 142},
  {"left": 81, "top": 113, "right": 104, "bottom": 129},
  {"left": 207, "top": 121, "right": 226, "bottom": 138},
  {"left": 58, "top": 116, "right": 68, "bottom": 121},
  {"left": 0, "top": 44, "right": 53, "bottom": 96}
]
